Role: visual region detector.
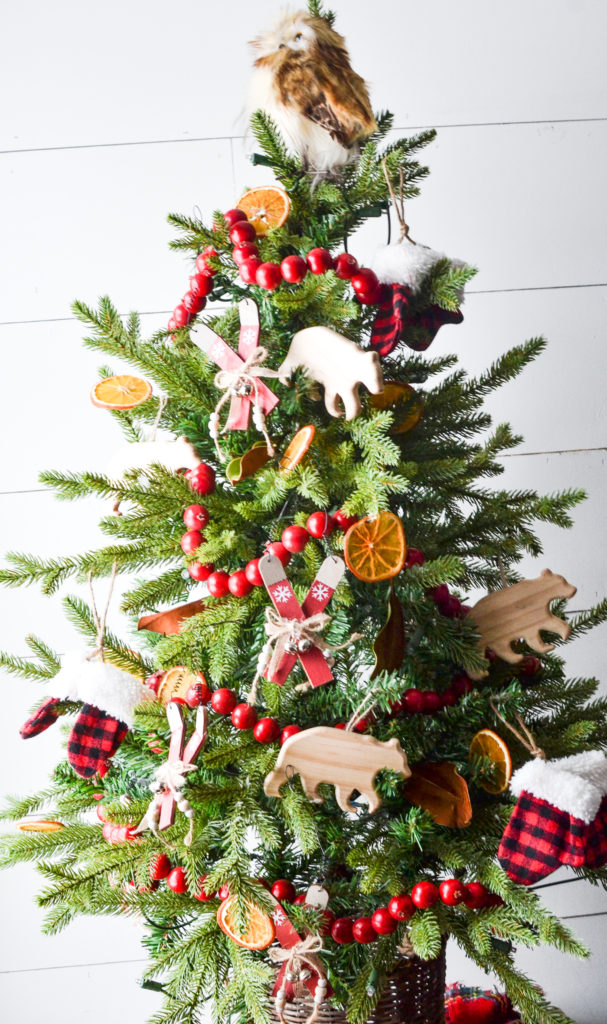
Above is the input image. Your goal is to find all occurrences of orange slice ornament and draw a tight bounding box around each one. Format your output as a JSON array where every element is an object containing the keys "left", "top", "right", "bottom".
[
  {"left": 237, "top": 185, "right": 291, "bottom": 236},
  {"left": 91, "top": 375, "right": 152, "bottom": 410},
  {"left": 18, "top": 819, "right": 64, "bottom": 833},
  {"left": 344, "top": 512, "right": 407, "bottom": 582},
  {"left": 157, "top": 666, "right": 208, "bottom": 706},
  {"left": 217, "top": 894, "right": 276, "bottom": 950},
  {"left": 369, "top": 381, "right": 424, "bottom": 435},
  {"left": 469, "top": 729, "right": 513, "bottom": 794},
  {"left": 279, "top": 425, "right": 315, "bottom": 474}
]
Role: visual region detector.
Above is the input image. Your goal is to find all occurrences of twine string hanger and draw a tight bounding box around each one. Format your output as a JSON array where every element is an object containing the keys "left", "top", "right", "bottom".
[
  {"left": 489, "top": 697, "right": 546, "bottom": 760},
  {"left": 209, "top": 346, "right": 279, "bottom": 462},
  {"left": 381, "top": 158, "right": 416, "bottom": 245},
  {"left": 150, "top": 394, "right": 167, "bottom": 442},
  {"left": 87, "top": 561, "right": 118, "bottom": 663}
]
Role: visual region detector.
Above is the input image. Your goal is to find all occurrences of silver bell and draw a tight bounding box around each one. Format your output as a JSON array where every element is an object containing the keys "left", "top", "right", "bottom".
[
  {"left": 285, "top": 641, "right": 298, "bottom": 655},
  {"left": 298, "top": 638, "right": 312, "bottom": 653}
]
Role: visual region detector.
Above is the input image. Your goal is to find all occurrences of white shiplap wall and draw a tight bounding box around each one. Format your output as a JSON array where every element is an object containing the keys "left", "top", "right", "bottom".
[{"left": 1, "top": 1, "right": 606, "bottom": 1020}]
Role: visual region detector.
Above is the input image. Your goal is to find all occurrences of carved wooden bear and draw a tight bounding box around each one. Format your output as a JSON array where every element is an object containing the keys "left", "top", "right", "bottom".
[
  {"left": 466, "top": 568, "right": 577, "bottom": 680},
  {"left": 264, "top": 725, "right": 410, "bottom": 814}
]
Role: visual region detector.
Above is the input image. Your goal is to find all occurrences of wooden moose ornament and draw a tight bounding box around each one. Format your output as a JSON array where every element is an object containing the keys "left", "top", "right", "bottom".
[
  {"left": 466, "top": 569, "right": 577, "bottom": 680},
  {"left": 278, "top": 326, "right": 384, "bottom": 420},
  {"left": 264, "top": 725, "right": 411, "bottom": 814}
]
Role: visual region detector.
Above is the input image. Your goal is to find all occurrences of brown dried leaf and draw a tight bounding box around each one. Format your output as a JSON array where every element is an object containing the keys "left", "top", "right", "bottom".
[
  {"left": 138, "top": 599, "right": 205, "bottom": 636},
  {"left": 404, "top": 761, "right": 472, "bottom": 828},
  {"left": 371, "top": 588, "right": 406, "bottom": 678}
]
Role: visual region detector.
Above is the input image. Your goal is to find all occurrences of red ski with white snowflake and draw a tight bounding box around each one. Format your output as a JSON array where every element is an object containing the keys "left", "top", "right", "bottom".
[{"left": 258, "top": 553, "right": 346, "bottom": 688}]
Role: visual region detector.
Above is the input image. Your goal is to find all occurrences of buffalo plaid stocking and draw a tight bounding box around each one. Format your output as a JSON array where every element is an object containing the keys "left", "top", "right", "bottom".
[
  {"left": 67, "top": 704, "right": 128, "bottom": 779},
  {"left": 20, "top": 697, "right": 61, "bottom": 738},
  {"left": 498, "top": 751, "right": 607, "bottom": 885},
  {"left": 370, "top": 284, "right": 463, "bottom": 357}
]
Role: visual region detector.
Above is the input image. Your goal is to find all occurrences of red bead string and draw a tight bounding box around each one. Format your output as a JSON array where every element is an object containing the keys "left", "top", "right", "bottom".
[{"left": 167, "top": 207, "right": 386, "bottom": 336}]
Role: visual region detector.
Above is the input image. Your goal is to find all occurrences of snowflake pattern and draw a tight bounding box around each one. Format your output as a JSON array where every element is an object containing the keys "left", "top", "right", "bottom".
[
  {"left": 273, "top": 584, "right": 292, "bottom": 604},
  {"left": 210, "top": 341, "right": 226, "bottom": 362},
  {"left": 310, "top": 582, "right": 330, "bottom": 602},
  {"left": 240, "top": 326, "right": 258, "bottom": 347}
]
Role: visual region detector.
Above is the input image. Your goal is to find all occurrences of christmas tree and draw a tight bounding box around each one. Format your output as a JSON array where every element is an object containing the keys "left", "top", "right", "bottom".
[{"left": 2, "top": 5, "right": 607, "bottom": 1024}]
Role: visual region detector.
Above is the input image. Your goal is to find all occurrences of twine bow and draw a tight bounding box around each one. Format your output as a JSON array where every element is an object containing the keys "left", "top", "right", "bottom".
[
  {"left": 209, "top": 347, "right": 279, "bottom": 462},
  {"left": 270, "top": 935, "right": 327, "bottom": 1024},
  {"left": 248, "top": 608, "right": 361, "bottom": 703},
  {"left": 137, "top": 757, "right": 198, "bottom": 846}
]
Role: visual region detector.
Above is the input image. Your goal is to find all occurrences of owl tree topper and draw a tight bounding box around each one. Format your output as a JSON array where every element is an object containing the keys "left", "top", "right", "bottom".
[{"left": 247, "top": 8, "right": 377, "bottom": 175}]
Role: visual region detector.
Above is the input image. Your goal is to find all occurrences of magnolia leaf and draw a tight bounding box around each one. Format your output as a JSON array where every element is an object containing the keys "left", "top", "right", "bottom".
[
  {"left": 371, "top": 588, "right": 406, "bottom": 678},
  {"left": 404, "top": 761, "right": 472, "bottom": 827},
  {"left": 138, "top": 599, "right": 205, "bottom": 636},
  {"left": 226, "top": 441, "right": 270, "bottom": 484}
]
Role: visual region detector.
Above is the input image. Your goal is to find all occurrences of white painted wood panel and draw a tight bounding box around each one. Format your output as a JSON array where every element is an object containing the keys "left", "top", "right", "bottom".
[{"left": 1, "top": 1, "right": 605, "bottom": 152}]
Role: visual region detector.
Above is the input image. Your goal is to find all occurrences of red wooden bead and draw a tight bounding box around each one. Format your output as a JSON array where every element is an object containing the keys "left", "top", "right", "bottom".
[
  {"left": 280, "top": 254, "right": 308, "bottom": 283},
  {"left": 217, "top": 884, "right": 231, "bottom": 900},
  {"left": 281, "top": 524, "right": 310, "bottom": 553},
  {"left": 333, "top": 509, "right": 357, "bottom": 531},
  {"left": 245, "top": 558, "right": 264, "bottom": 586},
  {"left": 439, "top": 879, "right": 467, "bottom": 906},
  {"left": 431, "top": 584, "right": 450, "bottom": 608},
  {"left": 253, "top": 717, "right": 281, "bottom": 743},
  {"left": 293, "top": 893, "right": 307, "bottom": 905},
  {"left": 352, "top": 917, "right": 376, "bottom": 943},
  {"left": 185, "top": 464, "right": 216, "bottom": 495},
  {"left": 351, "top": 268, "right": 379, "bottom": 295},
  {"left": 211, "top": 688, "right": 237, "bottom": 715},
  {"left": 145, "top": 671, "right": 165, "bottom": 694},
  {"left": 167, "top": 317, "right": 177, "bottom": 333},
  {"left": 280, "top": 724, "right": 301, "bottom": 745},
  {"left": 352, "top": 715, "right": 370, "bottom": 733},
  {"left": 149, "top": 854, "right": 172, "bottom": 881},
  {"left": 194, "top": 875, "right": 215, "bottom": 902},
  {"left": 403, "top": 688, "right": 425, "bottom": 714},
  {"left": 306, "top": 511, "right": 336, "bottom": 538},
  {"left": 207, "top": 570, "right": 230, "bottom": 597},
  {"left": 520, "top": 655, "right": 542, "bottom": 677},
  {"left": 223, "top": 208, "right": 248, "bottom": 228},
  {"left": 421, "top": 691, "right": 442, "bottom": 714},
  {"left": 411, "top": 881, "right": 439, "bottom": 909},
  {"left": 334, "top": 253, "right": 359, "bottom": 280},
  {"left": 462, "top": 882, "right": 489, "bottom": 910},
  {"left": 183, "top": 504, "right": 209, "bottom": 530},
  {"left": 306, "top": 248, "right": 334, "bottom": 274},
  {"left": 230, "top": 221, "right": 257, "bottom": 245},
  {"left": 442, "top": 594, "right": 463, "bottom": 618},
  {"left": 173, "top": 303, "right": 191, "bottom": 327},
  {"left": 451, "top": 673, "right": 473, "bottom": 697},
  {"left": 233, "top": 241, "right": 259, "bottom": 264},
  {"left": 189, "top": 272, "right": 214, "bottom": 297},
  {"left": 405, "top": 547, "right": 425, "bottom": 568},
  {"left": 228, "top": 570, "right": 254, "bottom": 598},
  {"left": 256, "top": 262, "right": 282, "bottom": 291},
  {"left": 188, "top": 561, "right": 214, "bottom": 582},
  {"left": 167, "top": 867, "right": 189, "bottom": 893},
  {"left": 271, "top": 879, "right": 296, "bottom": 903},
  {"left": 183, "top": 290, "right": 206, "bottom": 314},
  {"left": 485, "top": 892, "right": 505, "bottom": 908},
  {"left": 388, "top": 894, "right": 415, "bottom": 921},
  {"left": 371, "top": 907, "right": 398, "bottom": 935},
  {"left": 240, "top": 257, "right": 262, "bottom": 283},
  {"left": 186, "top": 679, "right": 212, "bottom": 707},
  {"left": 231, "top": 703, "right": 258, "bottom": 730},
  {"left": 180, "top": 530, "right": 203, "bottom": 554},
  {"left": 266, "top": 541, "right": 291, "bottom": 566},
  {"left": 441, "top": 689, "right": 458, "bottom": 708},
  {"left": 196, "top": 247, "right": 219, "bottom": 276},
  {"left": 331, "top": 916, "right": 354, "bottom": 944}
]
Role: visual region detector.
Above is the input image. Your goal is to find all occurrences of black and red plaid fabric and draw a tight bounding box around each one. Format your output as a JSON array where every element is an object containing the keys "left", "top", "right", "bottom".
[
  {"left": 20, "top": 696, "right": 61, "bottom": 739},
  {"left": 498, "top": 791, "right": 607, "bottom": 885},
  {"left": 370, "top": 284, "right": 464, "bottom": 356},
  {"left": 67, "top": 703, "right": 128, "bottom": 779}
]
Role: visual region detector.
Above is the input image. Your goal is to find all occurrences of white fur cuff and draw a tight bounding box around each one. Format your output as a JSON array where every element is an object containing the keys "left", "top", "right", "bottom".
[
  {"left": 510, "top": 751, "right": 607, "bottom": 823},
  {"left": 44, "top": 651, "right": 154, "bottom": 727}
]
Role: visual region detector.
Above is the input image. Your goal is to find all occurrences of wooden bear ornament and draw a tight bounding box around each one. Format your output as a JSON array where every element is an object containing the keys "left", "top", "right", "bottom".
[
  {"left": 466, "top": 569, "right": 576, "bottom": 680},
  {"left": 264, "top": 726, "right": 410, "bottom": 814}
]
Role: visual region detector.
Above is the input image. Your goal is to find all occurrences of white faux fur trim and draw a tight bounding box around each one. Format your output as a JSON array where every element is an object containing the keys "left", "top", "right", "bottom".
[
  {"left": 44, "top": 651, "right": 153, "bottom": 727},
  {"left": 369, "top": 239, "right": 466, "bottom": 301},
  {"left": 510, "top": 751, "right": 607, "bottom": 823}
]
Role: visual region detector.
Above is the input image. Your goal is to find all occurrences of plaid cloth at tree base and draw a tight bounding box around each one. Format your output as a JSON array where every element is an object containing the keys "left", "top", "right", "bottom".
[
  {"left": 67, "top": 703, "right": 128, "bottom": 779},
  {"left": 445, "top": 983, "right": 519, "bottom": 1024},
  {"left": 370, "top": 284, "right": 463, "bottom": 357},
  {"left": 20, "top": 696, "right": 61, "bottom": 738},
  {"left": 498, "top": 791, "right": 607, "bottom": 886}
]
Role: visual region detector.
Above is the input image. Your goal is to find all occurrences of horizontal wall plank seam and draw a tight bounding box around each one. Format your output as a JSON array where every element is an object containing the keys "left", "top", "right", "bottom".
[
  {"left": 1, "top": 116, "right": 606, "bottom": 156},
  {"left": 1, "top": 283, "right": 606, "bottom": 328},
  {"left": 0, "top": 957, "right": 147, "bottom": 975}
]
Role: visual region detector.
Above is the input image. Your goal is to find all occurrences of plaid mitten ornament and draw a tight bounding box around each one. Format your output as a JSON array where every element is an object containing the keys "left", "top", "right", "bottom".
[
  {"left": 498, "top": 750, "right": 607, "bottom": 885},
  {"left": 445, "top": 983, "right": 519, "bottom": 1024},
  {"left": 369, "top": 238, "right": 465, "bottom": 356},
  {"left": 20, "top": 652, "right": 154, "bottom": 779}
]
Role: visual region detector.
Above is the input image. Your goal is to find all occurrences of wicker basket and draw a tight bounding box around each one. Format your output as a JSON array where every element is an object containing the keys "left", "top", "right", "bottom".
[{"left": 272, "top": 942, "right": 446, "bottom": 1024}]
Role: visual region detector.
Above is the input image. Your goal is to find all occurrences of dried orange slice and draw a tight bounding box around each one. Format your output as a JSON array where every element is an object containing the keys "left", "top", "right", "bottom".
[
  {"left": 369, "top": 381, "right": 424, "bottom": 435},
  {"left": 157, "top": 666, "right": 207, "bottom": 706},
  {"left": 279, "top": 425, "right": 315, "bottom": 473},
  {"left": 217, "top": 894, "right": 275, "bottom": 950},
  {"left": 18, "top": 819, "right": 64, "bottom": 832},
  {"left": 469, "top": 729, "right": 513, "bottom": 794},
  {"left": 344, "top": 512, "right": 407, "bottom": 582},
  {"left": 91, "top": 375, "right": 152, "bottom": 410},
  {"left": 237, "top": 186, "right": 291, "bottom": 236}
]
